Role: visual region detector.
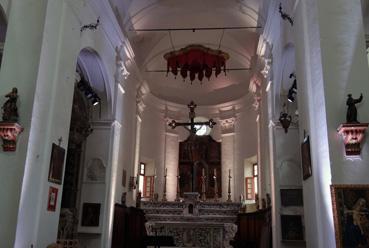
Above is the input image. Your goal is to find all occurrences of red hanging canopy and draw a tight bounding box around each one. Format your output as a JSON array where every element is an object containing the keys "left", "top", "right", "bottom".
[{"left": 163, "top": 45, "right": 230, "bottom": 83}]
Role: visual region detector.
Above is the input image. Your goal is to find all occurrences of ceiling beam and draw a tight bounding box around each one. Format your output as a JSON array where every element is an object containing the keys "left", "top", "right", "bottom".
[{"left": 130, "top": 26, "right": 262, "bottom": 32}]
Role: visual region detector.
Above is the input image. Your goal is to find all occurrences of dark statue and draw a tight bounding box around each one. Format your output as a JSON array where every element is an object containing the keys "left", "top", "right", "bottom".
[
  {"left": 2, "top": 88, "right": 19, "bottom": 122},
  {"left": 346, "top": 93, "right": 363, "bottom": 123}
]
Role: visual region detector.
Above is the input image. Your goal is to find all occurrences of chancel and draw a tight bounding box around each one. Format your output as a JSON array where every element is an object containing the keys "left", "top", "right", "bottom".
[{"left": 0, "top": 1, "right": 369, "bottom": 248}]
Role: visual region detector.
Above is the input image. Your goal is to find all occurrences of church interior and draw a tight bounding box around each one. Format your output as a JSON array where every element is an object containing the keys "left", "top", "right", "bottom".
[{"left": 0, "top": 0, "right": 368, "bottom": 247}]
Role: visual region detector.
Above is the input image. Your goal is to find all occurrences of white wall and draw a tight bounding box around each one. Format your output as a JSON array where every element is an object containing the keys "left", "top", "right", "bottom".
[{"left": 0, "top": 0, "right": 139, "bottom": 247}]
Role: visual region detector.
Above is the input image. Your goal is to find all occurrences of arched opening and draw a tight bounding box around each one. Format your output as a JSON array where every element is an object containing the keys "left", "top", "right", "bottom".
[
  {"left": 57, "top": 48, "right": 109, "bottom": 247},
  {"left": 0, "top": 5, "right": 8, "bottom": 67}
]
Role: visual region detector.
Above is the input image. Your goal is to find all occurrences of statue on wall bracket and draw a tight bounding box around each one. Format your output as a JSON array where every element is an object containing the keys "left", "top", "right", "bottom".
[
  {"left": 338, "top": 93, "right": 368, "bottom": 156},
  {"left": 0, "top": 87, "right": 24, "bottom": 151},
  {"left": 346, "top": 93, "right": 363, "bottom": 123}
]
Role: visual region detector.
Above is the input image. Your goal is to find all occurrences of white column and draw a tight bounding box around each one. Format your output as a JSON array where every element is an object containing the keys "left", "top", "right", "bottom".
[
  {"left": 103, "top": 121, "right": 121, "bottom": 248},
  {"left": 164, "top": 131, "right": 179, "bottom": 201},
  {"left": 293, "top": 0, "right": 369, "bottom": 247},
  {"left": 131, "top": 88, "right": 145, "bottom": 204},
  {"left": 220, "top": 118, "right": 236, "bottom": 201},
  {"left": 0, "top": 2, "right": 49, "bottom": 246}
]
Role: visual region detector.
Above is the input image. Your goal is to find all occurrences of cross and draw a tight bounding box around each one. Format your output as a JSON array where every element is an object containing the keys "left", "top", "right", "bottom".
[{"left": 168, "top": 101, "right": 216, "bottom": 134}]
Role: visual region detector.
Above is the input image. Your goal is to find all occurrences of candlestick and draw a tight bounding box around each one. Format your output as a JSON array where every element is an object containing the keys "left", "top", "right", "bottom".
[
  {"left": 227, "top": 169, "right": 232, "bottom": 202},
  {"left": 175, "top": 170, "right": 180, "bottom": 202},
  {"left": 201, "top": 168, "right": 206, "bottom": 201},
  {"left": 213, "top": 168, "right": 219, "bottom": 202},
  {"left": 162, "top": 167, "right": 167, "bottom": 201}
]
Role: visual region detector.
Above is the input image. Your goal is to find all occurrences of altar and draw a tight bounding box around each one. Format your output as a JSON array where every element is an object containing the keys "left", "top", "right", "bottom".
[{"left": 141, "top": 193, "right": 240, "bottom": 248}]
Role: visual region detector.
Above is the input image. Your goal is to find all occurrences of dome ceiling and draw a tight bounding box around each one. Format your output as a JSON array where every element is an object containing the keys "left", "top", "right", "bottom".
[{"left": 109, "top": 0, "right": 269, "bottom": 105}]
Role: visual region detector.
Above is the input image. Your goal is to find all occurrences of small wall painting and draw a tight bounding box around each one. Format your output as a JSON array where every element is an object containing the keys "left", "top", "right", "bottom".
[
  {"left": 47, "top": 186, "right": 58, "bottom": 212},
  {"left": 301, "top": 136, "right": 312, "bottom": 180},
  {"left": 280, "top": 189, "right": 303, "bottom": 207},
  {"left": 331, "top": 184, "right": 369, "bottom": 248},
  {"left": 81, "top": 203, "right": 101, "bottom": 227},
  {"left": 48, "top": 143, "right": 66, "bottom": 184},
  {"left": 281, "top": 215, "right": 304, "bottom": 241},
  {"left": 122, "top": 169, "right": 127, "bottom": 187}
]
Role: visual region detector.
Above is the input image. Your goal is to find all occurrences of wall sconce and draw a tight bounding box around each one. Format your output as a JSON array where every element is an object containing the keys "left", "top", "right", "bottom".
[
  {"left": 279, "top": 111, "right": 292, "bottom": 133},
  {"left": 77, "top": 77, "right": 101, "bottom": 106},
  {"left": 279, "top": 103, "right": 298, "bottom": 133},
  {"left": 287, "top": 73, "right": 297, "bottom": 103}
]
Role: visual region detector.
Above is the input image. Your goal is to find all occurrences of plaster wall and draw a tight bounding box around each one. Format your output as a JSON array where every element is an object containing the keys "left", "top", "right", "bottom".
[
  {"left": 0, "top": 0, "right": 56, "bottom": 246},
  {"left": 139, "top": 104, "right": 166, "bottom": 199},
  {"left": 0, "top": 0, "right": 134, "bottom": 247},
  {"left": 272, "top": 127, "right": 304, "bottom": 248},
  {"left": 290, "top": 0, "right": 369, "bottom": 247},
  {"left": 235, "top": 106, "right": 258, "bottom": 201}
]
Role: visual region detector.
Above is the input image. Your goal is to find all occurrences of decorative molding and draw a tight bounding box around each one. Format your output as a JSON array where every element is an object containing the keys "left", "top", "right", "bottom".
[
  {"left": 136, "top": 83, "right": 149, "bottom": 117},
  {"left": 337, "top": 123, "right": 368, "bottom": 156},
  {"left": 115, "top": 45, "right": 130, "bottom": 85},
  {"left": 220, "top": 117, "right": 236, "bottom": 134}
]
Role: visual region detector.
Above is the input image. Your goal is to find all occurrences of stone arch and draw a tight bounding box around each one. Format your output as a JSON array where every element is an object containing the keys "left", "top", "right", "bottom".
[{"left": 76, "top": 48, "right": 113, "bottom": 119}]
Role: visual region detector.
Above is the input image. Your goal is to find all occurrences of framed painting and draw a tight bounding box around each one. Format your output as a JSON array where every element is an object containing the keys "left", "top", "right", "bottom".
[
  {"left": 301, "top": 136, "right": 312, "bottom": 180},
  {"left": 280, "top": 189, "right": 303, "bottom": 207},
  {"left": 81, "top": 203, "right": 101, "bottom": 227},
  {"left": 122, "top": 169, "right": 127, "bottom": 187},
  {"left": 331, "top": 184, "right": 369, "bottom": 248},
  {"left": 281, "top": 215, "right": 304, "bottom": 241},
  {"left": 47, "top": 186, "right": 58, "bottom": 212},
  {"left": 48, "top": 143, "right": 66, "bottom": 184}
]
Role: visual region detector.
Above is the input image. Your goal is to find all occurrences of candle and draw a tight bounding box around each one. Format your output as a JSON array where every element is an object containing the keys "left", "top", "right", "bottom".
[
  {"left": 214, "top": 168, "right": 216, "bottom": 177},
  {"left": 165, "top": 167, "right": 167, "bottom": 176},
  {"left": 202, "top": 168, "right": 205, "bottom": 176}
]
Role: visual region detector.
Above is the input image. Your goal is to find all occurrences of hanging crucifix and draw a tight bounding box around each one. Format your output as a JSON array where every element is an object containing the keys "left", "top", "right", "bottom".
[
  {"left": 168, "top": 101, "right": 217, "bottom": 194},
  {"left": 168, "top": 101, "right": 216, "bottom": 134}
]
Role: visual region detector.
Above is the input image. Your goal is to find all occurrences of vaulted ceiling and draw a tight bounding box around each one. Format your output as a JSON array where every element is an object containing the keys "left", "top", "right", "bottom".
[{"left": 109, "top": 0, "right": 270, "bottom": 105}]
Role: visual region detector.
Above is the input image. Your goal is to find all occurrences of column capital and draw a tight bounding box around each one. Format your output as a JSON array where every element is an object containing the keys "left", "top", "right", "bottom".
[{"left": 220, "top": 117, "right": 236, "bottom": 134}]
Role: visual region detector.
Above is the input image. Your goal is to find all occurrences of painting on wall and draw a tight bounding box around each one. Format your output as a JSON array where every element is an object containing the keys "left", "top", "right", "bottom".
[
  {"left": 122, "top": 169, "right": 127, "bottom": 187},
  {"left": 48, "top": 143, "right": 66, "bottom": 184},
  {"left": 331, "top": 185, "right": 369, "bottom": 248},
  {"left": 81, "top": 203, "right": 101, "bottom": 227},
  {"left": 280, "top": 189, "right": 303, "bottom": 206},
  {"left": 47, "top": 186, "right": 58, "bottom": 212},
  {"left": 301, "top": 136, "right": 312, "bottom": 180},
  {"left": 281, "top": 215, "right": 304, "bottom": 241},
  {"left": 84, "top": 158, "right": 105, "bottom": 183}
]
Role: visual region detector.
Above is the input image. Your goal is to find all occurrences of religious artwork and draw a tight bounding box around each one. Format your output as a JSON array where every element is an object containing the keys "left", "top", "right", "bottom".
[
  {"left": 281, "top": 215, "right": 304, "bottom": 241},
  {"left": 85, "top": 158, "right": 105, "bottom": 183},
  {"left": 301, "top": 136, "right": 312, "bottom": 180},
  {"left": 280, "top": 189, "right": 303, "bottom": 207},
  {"left": 48, "top": 143, "right": 66, "bottom": 184},
  {"left": 178, "top": 135, "right": 221, "bottom": 198},
  {"left": 346, "top": 93, "right": 363, "bottom": 123},
  {"left": 2, "top": 87, "right": 19, "bottom": 122},
  {"left": 81, "top": 203, "right": 101, "bottom": 227},
  {"left": 128, "top": 176, "right": 136, "bottom": 191},
  {"left": 331, "top": 185, "right": 369, "bottom": 248},
  {"left": 0, "top": 87, "right": 23, "bottom": 152},
  {"left": 47, "top": 186, "right": 58, "bottom": 212}
]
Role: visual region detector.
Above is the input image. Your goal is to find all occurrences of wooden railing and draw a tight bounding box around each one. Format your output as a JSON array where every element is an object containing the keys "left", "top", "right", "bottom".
[
  {"left": 111, "top": 204, "right": 147, "bottom": 248},
  {"left": 231, "top": 207, "right": 272, "bottom": 248},
  {"left": 57, "top": 239, "right": 79, "bottom": 248}
]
